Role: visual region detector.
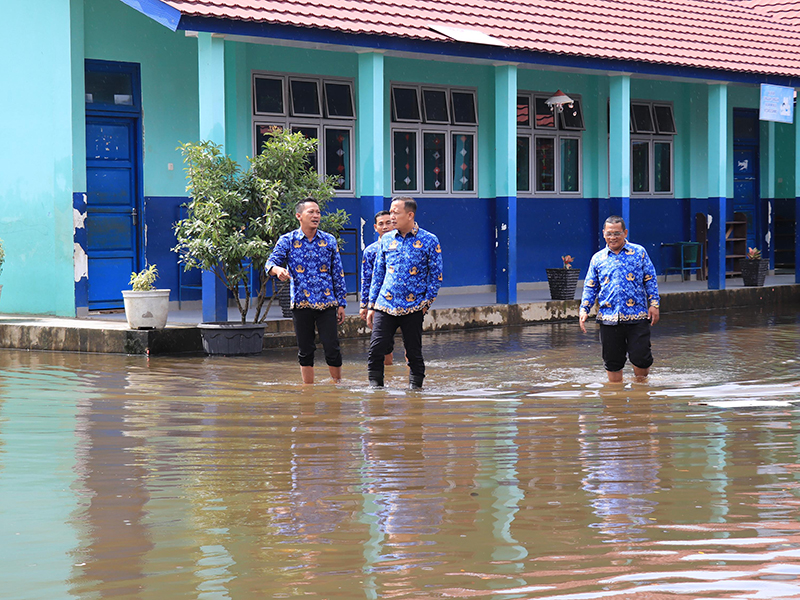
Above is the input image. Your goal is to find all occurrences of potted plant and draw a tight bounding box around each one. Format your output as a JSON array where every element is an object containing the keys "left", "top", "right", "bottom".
[
  {"left": 173, "top": 129, "right": 348, "bottom": 355},
  {"left": 546, "top": 254, "right": 581, "bottom": 300},
  {"left": 122, "top": 264, "right": 171, "bottom": 329},
  {"left": 741, "top": 247, "right": 769, "bottom": 286}
]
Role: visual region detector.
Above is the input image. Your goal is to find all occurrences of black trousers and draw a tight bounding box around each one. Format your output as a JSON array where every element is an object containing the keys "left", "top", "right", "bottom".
[
  {"left": 291, "top": 307, "right": 342, "bottom": 367},
  {"left": 368, "top": 310, "right": 425, "bottom": 378},
  {"left": 599, "top": 321, "right": 653, "bottom": 372}
]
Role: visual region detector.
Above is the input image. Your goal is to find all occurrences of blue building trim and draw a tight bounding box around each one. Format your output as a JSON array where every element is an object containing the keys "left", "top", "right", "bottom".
[
  {"left": 73, "top": 192, "right": 88, "bottom": 313},
  {"left": 176, "top": 16, "right": 800, "bottom": 87},
  {"left": 118, "top": 0, "right": 181, "bottom": 31},
  {"left": 796, "top": 197, "right": 800, "bottom": 284},
  {"left": 707, "top": 196, "right": 729, "bottom": 290}
]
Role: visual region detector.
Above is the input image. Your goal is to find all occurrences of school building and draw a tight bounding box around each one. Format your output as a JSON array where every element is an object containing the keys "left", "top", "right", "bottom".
[{"left": 3, "top": 0, "right": 800, "bottom": 319}]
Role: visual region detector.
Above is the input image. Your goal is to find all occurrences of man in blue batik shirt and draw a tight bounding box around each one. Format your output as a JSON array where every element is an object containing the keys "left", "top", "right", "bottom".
[
  {"left": 366, "top": 197, "right": 443, "bottom": 389},
  {"left": 360, "top": 210, "right": 395, "bottom": 365},
  {"left": 579, "top": 215, "right": 660, "bottom": 383},
  {"left": 267, "top": 199, "right": 347, "bottom": 384}
]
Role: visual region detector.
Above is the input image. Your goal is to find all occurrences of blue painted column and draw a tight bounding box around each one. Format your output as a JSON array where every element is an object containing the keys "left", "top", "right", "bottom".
[
  {"left": 198, "top": 33, "right": 228, "bottom": 322},
  {"left": 357, "top": 52, "right": 386, "bottom": 251},
  {"left": 607, "top": 75, "right": 631, "bottom": 228},
  {"left": 795, "top": 91, "right": 800, "bottom": 283},
  {"left": 707, "top": 83, "right": 728, "bottom": 290},
  {"left": 495, "top": 64, "right": 517, "bottom": 305}
]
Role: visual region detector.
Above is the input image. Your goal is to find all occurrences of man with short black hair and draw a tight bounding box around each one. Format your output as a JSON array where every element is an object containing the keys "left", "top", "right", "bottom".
[
  {"left": 267, "top": 198, "right": 347, "bottom": 384},
  {"left": 366, "top": 197, "right": 443, "bottom": 389},
  {"left": 579, "top": 215, "right": 660, "bottom": 382},
  {"left": 360, "top": 210, "right": 395, "bottom": 365}
]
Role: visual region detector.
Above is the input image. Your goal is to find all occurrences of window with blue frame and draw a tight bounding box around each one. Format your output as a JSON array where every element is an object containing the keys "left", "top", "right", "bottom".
[
  {"left": 391, "top": 84, "right": 478, "bottom": 195},
  {"left": 252, "top": 72, "right": 355, "bottom": 194},
  {"left": 517, "top": 91, "right": 583, "bottom": 195}
]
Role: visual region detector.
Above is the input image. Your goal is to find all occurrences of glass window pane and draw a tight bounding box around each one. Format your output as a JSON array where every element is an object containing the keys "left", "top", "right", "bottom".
[
  {"left": 452, "top": 134, "right": 474, "bottom": 192},
  {"left": 534, "top": 97, "right": 556, "bottom": 129},
  {"left": 325, "top": 129, "right": 351, "bottom": 189},
  {"left": 255, "top": 123, "right": 282, "bottom": 155},
  {"left": 324, "top": 82, "right": 354, "bottom": 118},
  {"left": 291, "top": 126, "right": 319, "bottom": 169},
  {"left": 632, "top": 141, "right": 650, "bottom": 193},
  {"left": 654, "top": 141, "right": 671, "bottom": 193},
  {"left": 392, "top": 87, "right": 420, "bottom": 122},
  {"left": 560, "top": 138, "right": 580, "bottom": 193},
  {"left": 632, "top": 104, "right": 655, "bottom": 133},
  {"left": 290, "top": 80, "right": 320, "bottom": 116},
  {"left": 423, "top": 132, "right": 447, "bottom": 192},
  {"left": 423, "top": 89, "right": 449, "bottom": 123},
  {"left": 451, "top": 91, "right": 477, "bottom": 124},
  {"left": 559, "top": 99, "right": 584, "bottom": 130},
  {"left": 254, "top": 77, "right": 284, "bottom": 114},
  {"left": 393, "top": 131, "right": 417, "bottom": 191},
  {"left": 517, "top": 136, "right": 530, "bottom": 192},
  {"left": 653, "top": 104, "right": 676, "bottom": 134},
  {"left": 517, "top": 96, "right": 531, "bottom": 127},
  {"left": 734, "top": 113, "right": 758, "bottom": 140},
  {"left": 535, "top": 137, "right": 555, "bottom": 192},
  {"left": 85, "top": 70, "right": 134, "bottom": 106}
]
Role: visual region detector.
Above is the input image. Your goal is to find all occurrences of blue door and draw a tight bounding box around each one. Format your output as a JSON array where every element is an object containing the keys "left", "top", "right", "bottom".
[
  {"left": 86, "top": 115, "right": 140, "bottom": 309},
  {"left": 733, "top": 145, "right": 758, "bottom": 250}
]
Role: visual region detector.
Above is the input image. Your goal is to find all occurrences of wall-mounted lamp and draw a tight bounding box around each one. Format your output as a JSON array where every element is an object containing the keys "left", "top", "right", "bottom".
[{"left": 544, "top": 89, "right": 574, "bottom": 113}]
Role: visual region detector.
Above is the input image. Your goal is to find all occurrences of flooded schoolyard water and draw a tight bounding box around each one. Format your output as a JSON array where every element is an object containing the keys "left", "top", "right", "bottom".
[{"left": 2, "top": 307, "right": 800, "bottom": 599}]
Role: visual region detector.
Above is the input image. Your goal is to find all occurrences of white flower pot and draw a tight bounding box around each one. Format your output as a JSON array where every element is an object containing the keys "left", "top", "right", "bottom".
[{"left": 122, "top": 289, "right": 171, "bottom": 329}]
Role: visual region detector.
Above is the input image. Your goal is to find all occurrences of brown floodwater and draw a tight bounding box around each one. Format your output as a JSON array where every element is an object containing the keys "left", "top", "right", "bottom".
[{"left": 2, "top": 307, "right": 800, "bottom": 599}]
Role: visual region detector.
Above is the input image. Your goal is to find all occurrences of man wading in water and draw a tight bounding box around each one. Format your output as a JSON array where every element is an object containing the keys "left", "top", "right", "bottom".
[{"left": 579, "top": 215, "right": 660, "bottom": 382}]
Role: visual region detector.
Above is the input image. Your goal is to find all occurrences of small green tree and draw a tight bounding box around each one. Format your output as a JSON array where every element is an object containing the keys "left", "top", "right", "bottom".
[{"left": 173, "top": 130, "right": 349, "bottom": 324}]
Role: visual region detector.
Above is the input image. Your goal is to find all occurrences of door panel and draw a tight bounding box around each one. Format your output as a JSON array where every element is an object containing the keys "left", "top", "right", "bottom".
[
  {"left": 733, "top": 145, "right": 758, "bottom": 250},
  {"left": 86, "top": 116, "right": 139, "bottom": 310}
]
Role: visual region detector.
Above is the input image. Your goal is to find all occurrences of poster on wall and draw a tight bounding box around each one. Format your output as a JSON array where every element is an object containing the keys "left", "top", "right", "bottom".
[{"left": 759, "top": 84, "right": 795, "bottom": 124}]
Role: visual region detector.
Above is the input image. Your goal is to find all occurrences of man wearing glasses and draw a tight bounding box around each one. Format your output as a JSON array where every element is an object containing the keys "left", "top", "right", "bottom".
[{"left": 579, "top": 215, "right": 660, "bottom": 382}]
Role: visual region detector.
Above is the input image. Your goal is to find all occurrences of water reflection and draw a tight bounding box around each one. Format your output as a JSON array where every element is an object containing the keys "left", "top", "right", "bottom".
[{"left": 1, "top": 307, "right": 800, "bottom": 598}]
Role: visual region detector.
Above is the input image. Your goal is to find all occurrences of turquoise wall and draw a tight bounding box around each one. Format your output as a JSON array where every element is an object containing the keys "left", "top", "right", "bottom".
[
  {"left": 85, "top": 0, "right": 200, "bottom": 197},
  {"left": 0, "top": 0, "right": 78, "bottom": 316}
]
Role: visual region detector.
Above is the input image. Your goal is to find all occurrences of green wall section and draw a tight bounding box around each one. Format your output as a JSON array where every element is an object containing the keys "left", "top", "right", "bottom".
[
  {"left": 0, "top": 0, "right": 78, "bottom": 316},
  {"left": 85, "top": 0, "right": 199, "bottom": 196}
]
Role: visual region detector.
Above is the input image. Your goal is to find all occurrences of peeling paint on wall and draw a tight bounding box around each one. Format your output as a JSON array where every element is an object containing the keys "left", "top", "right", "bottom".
[{"left": 74, "top": 243, "right": 88, "bottom": 282}]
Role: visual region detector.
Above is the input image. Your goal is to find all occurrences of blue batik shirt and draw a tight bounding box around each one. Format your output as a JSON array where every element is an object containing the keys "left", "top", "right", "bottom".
[
  {"left": 580, "top": 241, "right": 659, "bottom": 325},
  {"left": 360, "top": 240, "right": 380, "bottom": 309},
  {"left": 369, "top": 223, "right": 443, "bottom": 316},
  {"left": 266, "top": 228, "right": 347, "bottom": 310}
]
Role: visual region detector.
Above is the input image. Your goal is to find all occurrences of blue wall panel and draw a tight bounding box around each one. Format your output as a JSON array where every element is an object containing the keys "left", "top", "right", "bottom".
[
  {"left": 144, "top": 197, "right": 186, "bottom": 300},
  {"left": 518, "top": 198, "right": 597, "bottom": 281},
  {"left": 630, "top": 198, "right": 692, "bottom": 274},
  {"left": 414, "top": 198, "right": 495, "bottom": 288}
]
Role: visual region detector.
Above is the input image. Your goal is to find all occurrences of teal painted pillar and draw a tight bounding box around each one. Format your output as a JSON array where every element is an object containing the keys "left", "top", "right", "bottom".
[
  {"left": 795, "top": 92, "right": 800, "bottom": 283},
  {"left": 707, "top": 83, "right": 728, "bottom": 290},
  {"left": 357, "top": 52, "right": 386, "bottom": 249},
  {"left": 495, "top": 64, "right": 517, "bottom": 305},
  {"left": 607, "top": 75, "right": 631, "bottom": 229},
  {"left": 198, "top": 33, "right": 228, "bottom": 322}
]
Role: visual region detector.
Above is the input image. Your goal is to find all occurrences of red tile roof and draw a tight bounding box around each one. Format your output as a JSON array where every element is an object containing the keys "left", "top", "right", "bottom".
[{"left": 162, "top": 0, "right": 800, "bottom": 77}]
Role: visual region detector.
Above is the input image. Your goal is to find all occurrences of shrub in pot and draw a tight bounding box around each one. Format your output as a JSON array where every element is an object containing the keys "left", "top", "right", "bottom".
[
  {"left": 741, "top": 247, "right": 768, "bottom": 287},
  {"left": 123, "top": 264, "right": 171, "bottom": 329},
  {"left": 546, "top": 254, "right": 581, "bottom": 300},
  {"left": 173, "top": 130, "right": 348, "bottom": 353}
]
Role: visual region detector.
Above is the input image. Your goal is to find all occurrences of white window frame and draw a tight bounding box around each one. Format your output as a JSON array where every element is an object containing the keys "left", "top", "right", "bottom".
[
  {"left": 390, "top": 83, "right": 479, "bottom": 196},
  {"left": 252, "top": 71, "right": 356, "bottom": 195},
  {"left": 518, "top": 91, "right": 584, "bottom": 197},
  {"left": 629, "top": 100, "right": 675, "bottom": 197},
  {"left": 631, "top": 136, "right": 674, "bottom": 196}
]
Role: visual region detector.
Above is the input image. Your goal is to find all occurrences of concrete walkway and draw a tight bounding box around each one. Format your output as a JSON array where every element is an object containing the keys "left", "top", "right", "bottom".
[{"left": 0, "top": 274, "right": 797, "bottom": 355}]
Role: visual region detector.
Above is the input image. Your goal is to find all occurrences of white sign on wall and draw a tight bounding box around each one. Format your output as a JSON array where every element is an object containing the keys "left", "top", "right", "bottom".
[{"left": 759, "top": 84, "right": 794, "bottom": 124}]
